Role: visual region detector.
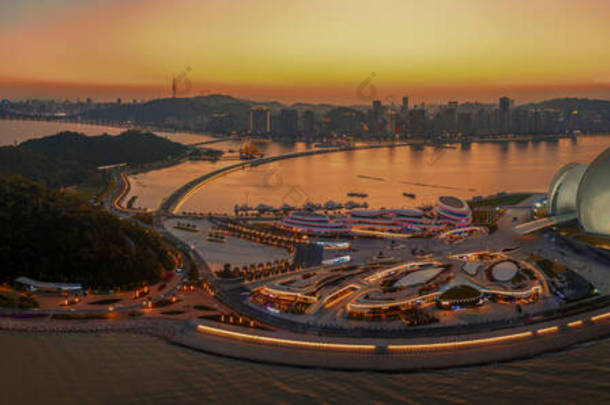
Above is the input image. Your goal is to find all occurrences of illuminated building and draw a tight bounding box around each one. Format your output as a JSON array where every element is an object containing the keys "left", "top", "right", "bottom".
[
  {"left": 386, "top": 110, "right": 398, "bottom": 134},
  {"left": 434, "top": 196, "right": 472, "bottom": 226},
  {"left": 276, "top": 212, "right": 350, "bottom": 235},
  {"left": 250, "top": 106, "right": 271, "bottom": 134}
]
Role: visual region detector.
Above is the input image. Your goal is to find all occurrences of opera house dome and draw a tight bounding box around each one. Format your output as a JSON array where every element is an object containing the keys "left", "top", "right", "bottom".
[
  {"left": 546, "top": 163, "right": 588, "bottom": 215},
  {"left": 576, "top": 147, "right": 610, "bottom": 236}
]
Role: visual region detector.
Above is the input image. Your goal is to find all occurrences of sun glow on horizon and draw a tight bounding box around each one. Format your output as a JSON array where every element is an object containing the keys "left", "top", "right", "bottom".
[{"left": 0, "top": 0, "right": 609, "bottom": 103}]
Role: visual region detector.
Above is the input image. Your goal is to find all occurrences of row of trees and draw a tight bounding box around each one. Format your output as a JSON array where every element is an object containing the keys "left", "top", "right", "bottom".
[{"left": 218, "top": 260, "right": 298, "bottom": 280}]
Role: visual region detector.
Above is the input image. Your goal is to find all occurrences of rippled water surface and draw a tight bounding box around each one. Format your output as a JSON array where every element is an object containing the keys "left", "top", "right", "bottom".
[
  {"left": 3, "top": 332, "right": 610, "bottom": 404},
  {"left": 182, "top": 136, "right": 610, "bottom": 213}
]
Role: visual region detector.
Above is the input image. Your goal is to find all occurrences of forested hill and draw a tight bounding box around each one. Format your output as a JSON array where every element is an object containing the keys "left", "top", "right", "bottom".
[
  {"left": 0, "top": 130, "right": 187, "bottom": 188},
  {"left": 0, "top": 177, "right": 174, "bottom": 288},
  {"left": 81, "top": 95, "right": 267, "bottom": 133},
  {"left": 522, "top": 98, "right": 610, "bottom": 116}
]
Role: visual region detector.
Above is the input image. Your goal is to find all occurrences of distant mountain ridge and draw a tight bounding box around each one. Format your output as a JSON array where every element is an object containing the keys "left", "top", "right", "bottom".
[
  {"left": 520, "top": 97, "right": 610, "bottom": 115},
  {"left": 80, "top": 94, "right": 344, "bottom": 132}
]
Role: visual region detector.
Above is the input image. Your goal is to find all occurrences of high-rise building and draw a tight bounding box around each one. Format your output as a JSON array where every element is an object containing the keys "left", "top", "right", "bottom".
[
  {"left": 512, "top": 108, "right": 530, "bottom": 134},
  {"left": 303, "top": 110, "right": 315, "bottom": 136},
  {"left": 249, "top": 106, "right": 270, "bottom": 134},
  {"left": 498, "top": 96, "right": 514, "bottom": 134},
  {"left": 343, "top": 111, "right": 358, "bottom": 134},
  {"left": 475, "top": 108, "right": 492, "bottom": 136},
  {"left": 441, "top": 101, "right": 458, "bottom": 133},
  {"left": 408, "top": 108, "right": 427, "bottom": 136},
  {"left": 270, "top": 115, "right": 280, "bottom": 136},
  {"left": 499, "top": 96, "right": 513, "bottom": 111},
  {"left": 531, "top": 109, "right": 542, "bottom": 133},
  {"left": 372, "top": 100, "right": 382, "bottom": 112},
  {"left": 386, "top": 110, "right": 399, "bottom": 134},
  {"left": 279, "top": 109, "right": 298, "bottom": 138},
  {"left": 399, "top": 96, "right": 409, "bottom": 134},
  {"left": 370, "top": 100, "right": 385, "bottom": 135},
  {"left": 401, "top": 96, "right": 409, "bottom": 114},
  {"left": 457, "top": 112, "right": 473, "bottom": 134}
]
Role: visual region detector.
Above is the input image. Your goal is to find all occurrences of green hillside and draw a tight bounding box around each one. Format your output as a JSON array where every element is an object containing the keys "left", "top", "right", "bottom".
[
  {"left": 0, "top": 177, "right": 174, "bottom": 288},
  {"left": 0, "top": 130, "right": 187, "bottom": 188}
]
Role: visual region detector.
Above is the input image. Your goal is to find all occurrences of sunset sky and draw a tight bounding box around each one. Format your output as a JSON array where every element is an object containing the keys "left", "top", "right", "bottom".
[{"left": 0, "top": 0, "right": 609, "bottom": 104}]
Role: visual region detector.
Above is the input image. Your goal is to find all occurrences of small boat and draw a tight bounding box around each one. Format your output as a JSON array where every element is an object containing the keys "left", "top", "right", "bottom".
[
  {"left": 347, "top": 192, "right": 368, "bottom": 198},
  {"left": 358, "top": 175, "right": 384, "bottom": 181},
  {"left": 402, "top": 192, "right": 416, "bottom": 199}
]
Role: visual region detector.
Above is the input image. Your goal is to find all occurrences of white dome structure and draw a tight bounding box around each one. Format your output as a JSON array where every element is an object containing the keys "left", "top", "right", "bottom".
[
  {"left": 546, "top": 163, "right": 588, "bottom": 215},
  {"left": 576, "top": 147, "right": 610, "bottom": 236}
]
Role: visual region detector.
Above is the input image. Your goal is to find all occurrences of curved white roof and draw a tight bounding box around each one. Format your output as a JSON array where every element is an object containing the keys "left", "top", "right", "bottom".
[
  {"left": 547, "top": 163, "right": 588, "bottom": 215},
  {"left": 577, "top": 147, "right": 610, "bottom": 236}
]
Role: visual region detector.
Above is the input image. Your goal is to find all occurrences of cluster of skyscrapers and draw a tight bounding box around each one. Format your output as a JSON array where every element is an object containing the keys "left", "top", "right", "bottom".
[
  {"left": 249, "top": 106, "right": 308, "bottom": 137},
  {"left": 2, "top": 95, "right": 605, "bottom": 139},
  {"left": 250, "top": 96, "right": 595, "bottom": 139}
]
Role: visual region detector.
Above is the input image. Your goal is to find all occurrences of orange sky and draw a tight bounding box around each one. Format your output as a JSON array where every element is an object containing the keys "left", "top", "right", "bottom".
[{"left": 1, "top": 0, "right": 609, "bottom": 104}]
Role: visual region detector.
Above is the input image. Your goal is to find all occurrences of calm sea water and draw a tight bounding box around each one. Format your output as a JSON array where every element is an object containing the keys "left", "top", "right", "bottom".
[
  {"left": 181, "top": 135, "right": 610, "bottom": 213},
  {"left": 0, "top": 119, "right": 214, "bottom": 146},
  {"left": 2, "top": 332, "right": 610, "bottom": 404}
]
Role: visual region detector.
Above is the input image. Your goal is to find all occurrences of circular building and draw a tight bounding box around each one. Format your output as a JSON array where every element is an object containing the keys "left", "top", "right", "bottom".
[
  {"left": 435, "top": 196, "right": 472, "bottom": 226},
  {"left": 490, "top": 261, "right": 519, "bottom": 282},
  {"left": 546, "top": 163, "right": 588, "bottom": 215},
  {"left": 577, "top": 147, "right": 610, "bottom": 236}
]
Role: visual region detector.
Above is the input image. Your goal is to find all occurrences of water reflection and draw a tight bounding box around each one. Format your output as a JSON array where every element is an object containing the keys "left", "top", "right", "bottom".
[
  {"left": 2, "top": 332, "right": 610, "bottom": 404},
  {"left": 180, "top": 136, "right": 609, "bottom": 214}
]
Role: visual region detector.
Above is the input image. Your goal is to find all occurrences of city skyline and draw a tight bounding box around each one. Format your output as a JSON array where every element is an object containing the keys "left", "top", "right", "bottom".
[{"left": 1, "top": 0, "right": 609, "bottom": 103}]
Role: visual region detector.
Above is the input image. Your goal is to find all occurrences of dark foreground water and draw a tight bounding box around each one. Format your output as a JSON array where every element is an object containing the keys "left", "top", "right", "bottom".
[{"left": 3, "top": 332, "right": 610, "bottom": 404}]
